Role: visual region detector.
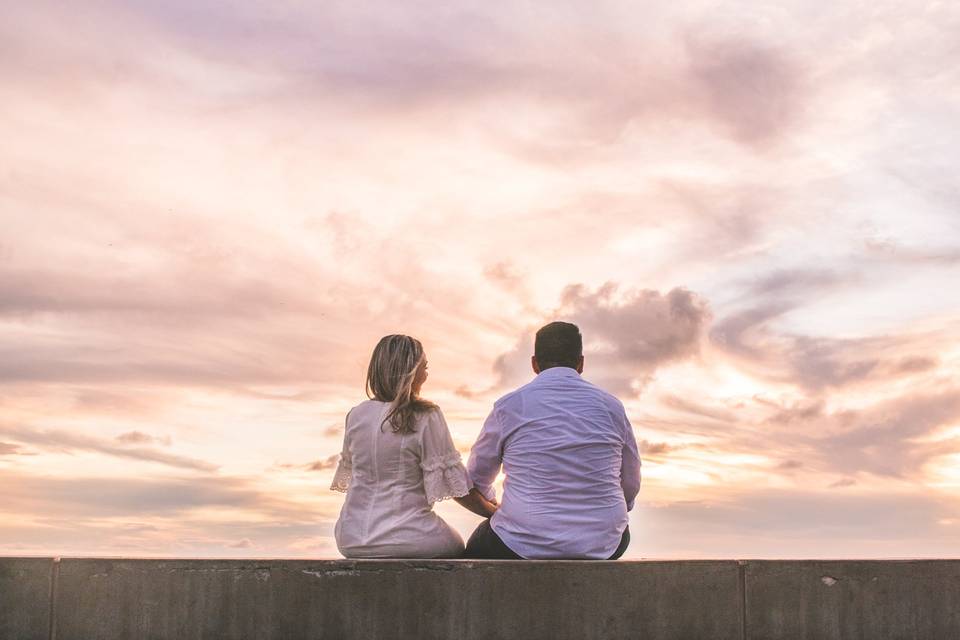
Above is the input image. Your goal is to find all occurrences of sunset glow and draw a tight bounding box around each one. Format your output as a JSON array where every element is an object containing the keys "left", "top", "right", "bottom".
[{"left": 2, "top": 0, "right": 959, "bottom": 559}]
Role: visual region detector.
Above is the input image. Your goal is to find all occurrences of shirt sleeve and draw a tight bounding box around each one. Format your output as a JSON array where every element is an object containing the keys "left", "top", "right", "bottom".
[
  {"left": 619, "top": 407, "right": 641, "bottom": 511},
  {"left": 330, "top": 411, "right": 353, "bottom": 493},
  {"left": 420, "top": 408, "right": 471, "bottom": 506},
  {"left": 466, "top": 406, "right": 504, "bottom": 503}
]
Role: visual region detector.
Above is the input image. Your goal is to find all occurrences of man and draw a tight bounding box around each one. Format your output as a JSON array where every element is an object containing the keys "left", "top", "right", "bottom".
[{"left": 464, "top": 321, "right": 641, "bottom": 559}]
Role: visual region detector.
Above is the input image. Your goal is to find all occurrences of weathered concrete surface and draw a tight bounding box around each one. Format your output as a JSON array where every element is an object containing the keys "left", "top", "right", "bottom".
[
  {"left": 3, "top": 557, "right": 958, "bottom": 639},
  {"left": 0, "top": 557, "right": 54, "bottom": 640},
  {"left": 745, "top": 560, "right": 960, "bottom": 640},
  {"left": 54, "top": 559, "right": 742, "bottom": 640}
]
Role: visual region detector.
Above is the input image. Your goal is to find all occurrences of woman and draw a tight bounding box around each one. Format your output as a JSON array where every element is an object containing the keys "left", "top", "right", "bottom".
[{"left": 331, "top": 334, "right": 497, "bottom": 558}]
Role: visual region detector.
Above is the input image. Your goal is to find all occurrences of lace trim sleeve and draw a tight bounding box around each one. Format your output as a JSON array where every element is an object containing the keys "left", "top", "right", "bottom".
[
  {"left": 329, "top": 455, "right": 352, "bottom": 493},
  {"left": 422, "top": 452, "right": 471, "bottom": 506}
]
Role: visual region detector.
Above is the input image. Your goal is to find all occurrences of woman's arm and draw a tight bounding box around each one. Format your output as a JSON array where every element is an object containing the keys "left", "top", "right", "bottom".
[{"left": 454, "top": 487, "right": 499, "bottom": 518}]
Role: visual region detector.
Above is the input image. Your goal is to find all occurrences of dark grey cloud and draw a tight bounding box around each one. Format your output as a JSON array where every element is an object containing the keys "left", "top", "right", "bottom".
[
  {"left": 0, "top": 424, "right": 216, "bottom": 472},
  {"left": 493, "top": 283, "right": 711, "bottom": 396}
]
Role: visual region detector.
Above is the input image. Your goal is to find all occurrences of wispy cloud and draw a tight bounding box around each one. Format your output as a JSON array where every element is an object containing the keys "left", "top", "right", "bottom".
[{"left": 0, "top": 425, "right": 217, "bottom": 472}]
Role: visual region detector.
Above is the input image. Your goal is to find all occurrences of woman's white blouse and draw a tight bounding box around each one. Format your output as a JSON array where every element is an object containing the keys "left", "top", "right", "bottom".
[{"left": 330, "top": 400, "right": 471, "bottom": 558}]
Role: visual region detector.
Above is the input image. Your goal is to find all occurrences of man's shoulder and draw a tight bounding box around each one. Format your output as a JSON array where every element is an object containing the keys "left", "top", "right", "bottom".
[
  {"left": 569, "top": 377, "right": 627, "bottom": 418},
  {"left": 491, "top": 385, "right": 526, "bottom": 409},
  {"left": 491, "top": 375, "right": 546, "bottom": 410}
]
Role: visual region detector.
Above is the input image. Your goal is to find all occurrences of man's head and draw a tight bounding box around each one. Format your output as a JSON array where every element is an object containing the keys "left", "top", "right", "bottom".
[{"left": 532, "top": 321, "right": 584, "bottom": 374}]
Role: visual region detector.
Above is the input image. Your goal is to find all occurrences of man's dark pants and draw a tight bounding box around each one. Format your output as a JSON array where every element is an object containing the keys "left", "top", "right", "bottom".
[{"left": 463, "top": 519, "right": 630, "bottom": 560}]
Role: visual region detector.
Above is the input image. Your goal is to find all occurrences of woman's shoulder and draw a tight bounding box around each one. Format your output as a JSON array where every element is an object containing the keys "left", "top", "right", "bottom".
[
  {"left": 414, "top": 402, "right": 446, "bottom": 428},
  {"left": 346, "top": 399, "right": 386, "bottom": 419}
]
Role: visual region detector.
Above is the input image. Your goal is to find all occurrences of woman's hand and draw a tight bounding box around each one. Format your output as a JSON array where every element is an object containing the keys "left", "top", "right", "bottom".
[{"left": 454, "top": 488, "right": 499, "bottom": 518}]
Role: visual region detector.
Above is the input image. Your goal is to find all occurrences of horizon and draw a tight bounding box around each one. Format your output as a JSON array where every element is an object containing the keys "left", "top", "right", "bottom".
[{"left": 2, "top": 0, "right": 959, "bottom": 560}]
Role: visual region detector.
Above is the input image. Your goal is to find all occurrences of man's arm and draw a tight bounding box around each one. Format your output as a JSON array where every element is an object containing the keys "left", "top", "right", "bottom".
[
  {"left": 619, "top": 407, "right": 641, "bottom": 511},
  {"left": 466, "top": 407, "right": 504, "bottom": 504}
]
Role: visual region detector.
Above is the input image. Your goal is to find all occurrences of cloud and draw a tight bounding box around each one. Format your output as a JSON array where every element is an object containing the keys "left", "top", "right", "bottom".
[
  {"left": 228, "top": 538, "right": 254, "bottom": 549},
  {"left": 322, "top": 423, "right": 344, "bottom": 438},
  {"left": 116, "top": 431, "right": 172, "bottom": 446},
  {"left": 711, "top": 300, "right": 947, "bottom": 392},
  {"left": 0, "top": 471, "right": 306, "bottom": 520},
  {"left": 660, "top": 395, "right": 738, "bottom": 423},
  {"left": 864, "top": 237, "right": 960, "bottom": 266},
  {"left": 719, "top": 389, "right": 960, "bottom": 481},
  {"left": 2, "top": 0, "right": 960, "bottom": 561},
  {"left": 685, "top": 37, "right": 805, "bottom": 146},
  {"left": 639, "top": 488, "right": 960, "bottom": 556},
  {"left": 0, "top": 442, "right": 24, "bottom": 455},
  {"left": 640, "top": 440, "right": 675, "bottom": 457},
  {"left": 829, "top": 478, "right": 857, "bottom": 489},
  {"left": 762, "top": 399, "right": 825, "bottom": 425},
  {"left": 746, "top": 269, "right": 852, "bottom": 298},
  {"left": 483, "top": 261, "right": 525, "bottom": 293},
  {"left": 494, "top": 283, "right": 711, "bottom": 396},
  {"left": 305, "top": 455, "right": 340, "bottom": 472},
  {"left": 0, "top": 424, "right": 216, "bottom": 472},
  {"left": 810, "top": 391, "right": 960, "bottom": 478}
]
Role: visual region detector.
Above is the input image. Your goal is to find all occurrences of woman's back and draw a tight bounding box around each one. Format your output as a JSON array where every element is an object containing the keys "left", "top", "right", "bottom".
[{"left": 331, "top": 400, "right": 469, "bottom": 558}]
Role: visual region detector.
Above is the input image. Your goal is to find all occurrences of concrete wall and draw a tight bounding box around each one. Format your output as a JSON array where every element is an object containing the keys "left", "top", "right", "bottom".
[
  {"left": 1, "top": 557, "right": 958, "bottom": 640},
  {"left": 0, "top": 557, "right": 53, "bottom": 640}
]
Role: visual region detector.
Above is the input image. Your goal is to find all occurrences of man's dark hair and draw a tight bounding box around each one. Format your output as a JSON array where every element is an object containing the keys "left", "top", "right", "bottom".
[{"left": 534, "top": 321, "right": 583, "bottom": 370}]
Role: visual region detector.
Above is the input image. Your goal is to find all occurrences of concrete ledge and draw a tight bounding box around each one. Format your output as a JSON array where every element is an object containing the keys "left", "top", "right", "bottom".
[
  {"left": 53, "top": 559, "right": 742, "bottom": 640},
  {"left": 3, "top": 557, "right": 960, "bottom": 639},
  {"left": 0, "top": 557, "right": 54, "bottom": 640},
  {"left": 746, "top": 560, "right": 960, "bottom": 640}
]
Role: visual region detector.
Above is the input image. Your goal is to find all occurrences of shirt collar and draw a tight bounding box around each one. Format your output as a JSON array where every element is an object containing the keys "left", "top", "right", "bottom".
[{"left": 535, "top": 366, "right": 581, "bottom": 380}]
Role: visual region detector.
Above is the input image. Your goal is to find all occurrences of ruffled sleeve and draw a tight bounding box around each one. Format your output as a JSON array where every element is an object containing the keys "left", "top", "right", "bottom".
[
  {"left": 329, "top": 412, "right": 353, "bottom": 493},
  {"left": 420, "top": 408, "right": 471, "bottom": 505},
  {"left": 330, "top": 451, "right": 352, "bottom": 493}
]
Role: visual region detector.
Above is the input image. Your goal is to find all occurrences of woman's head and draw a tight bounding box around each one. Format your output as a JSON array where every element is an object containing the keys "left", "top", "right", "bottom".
[{"left": 366, "top": 335, "right": 434, "bottom": 434}]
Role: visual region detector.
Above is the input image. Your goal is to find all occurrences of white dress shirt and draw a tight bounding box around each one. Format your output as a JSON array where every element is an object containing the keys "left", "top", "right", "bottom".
[
  {"left": 331, "top": 401, "right": 471, "bottom": 558},
  {"left": 468, "top": 366, "right": 641, "bottom": 559}
]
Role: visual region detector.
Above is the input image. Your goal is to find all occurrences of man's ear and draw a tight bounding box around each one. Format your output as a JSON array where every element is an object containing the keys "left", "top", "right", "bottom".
[
  {"left": 576, "top": 355, "right": 584, "bottom": 374},
  {"left": 531, "top": 355, "right": 541, "bottom": 374}
]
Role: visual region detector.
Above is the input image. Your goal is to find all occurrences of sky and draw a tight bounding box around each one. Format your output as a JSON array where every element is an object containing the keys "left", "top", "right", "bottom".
[{"left": 1, "top": 0, "right": 959, "bottom": 559}]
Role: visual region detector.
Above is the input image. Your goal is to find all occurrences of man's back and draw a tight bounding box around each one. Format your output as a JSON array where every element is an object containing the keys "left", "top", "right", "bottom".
[{"left": 468, "top": 366, "right": 641, "bottom": 559}]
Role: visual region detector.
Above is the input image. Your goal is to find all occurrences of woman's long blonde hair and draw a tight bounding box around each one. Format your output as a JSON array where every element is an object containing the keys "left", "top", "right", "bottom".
[{"left": 366, "top": 335, "right": 435, "bottom": 434}]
